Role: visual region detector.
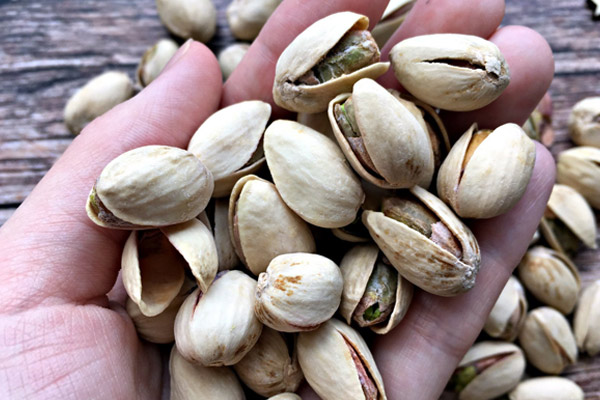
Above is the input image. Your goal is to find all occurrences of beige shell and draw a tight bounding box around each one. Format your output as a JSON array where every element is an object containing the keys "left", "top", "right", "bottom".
[
  {"left": 297, "top": 319, "right": 387, "bottom": 400},
  {"left": 64, "top": 71, "right": 134, "bottom": 135},
  {"left": 508, "top": 377, "right": 584, "bottom": 400},
  {"left": 296, "top": 111, "right": 335, "bottom": 141},
  {"left": 371, "top": 0, "right": 415, "bottom": 47},
  {"left": 268, "top": 394, "right": 302, "bottom": 400},
  {"left": 174, "top": 270, "right": 263, "bottom": 366},
  {"left": 574, "top": 280, "right": 600, "bottom": 356},
  {"left": 213, "top": 199, "right": 241, "bottom": 271},
  {"left": 136, "top": 39, "right": 178, "bottom": 87},
  {"left": 86, "top": 145, "right": 213, "bottom": 229},
  {"left": 456, "top": 341, "right": 525, "bottom": 400},
  {"left": 569, "top": 97, "right": 600, "bottom": 147},
  {"left": 156, "top": 0, "right": 216, "bottom": 42},
  {"left": 218, "top": 43, "right": 250, "bottom": 80},
  {"left": 255, "top": 253, "right": 343, "bottom": 332},
  {"left": 264, "top": 120, "right": 365, "bottom": 228},
  {"left": 437, "top": 123, "right": 535, "bottom": 219},
  {"left": 556, "top": 146, "right": 600, "bottom": 209},
  {"left": 226, "top": 0, "right": 281, "bottom": 40},
  {"left": 233, "top": 327, "right": 303, "bottom": 397},
  {"left": 273, "top": 12, "right": 390, "bottom": 113},
  {"left": 328, "top": 78, "right": 434, "bottom": 189},
  {"left": 229, "top": 175, "right": 316, "bottom": 276},
  {"left": 518, "top": 307, "right": 578, "bottom": 374},
  {"left": 188, "top": 101, "right": 270, "bottom": 197},
  {"left": 484, "top": 276, "right": 528, "bottom": 341},
  {"left": 363, "top": 186, "right": 481, "bottom": 296},
  {"left": 339, "top": 244, "right": 413, "bottom": 334},
  {"left": 170, "top": 346, "right": 245, "bottom": 400},
  {"left": 389, "top": 34, "right": 510, "bottom": 111}
]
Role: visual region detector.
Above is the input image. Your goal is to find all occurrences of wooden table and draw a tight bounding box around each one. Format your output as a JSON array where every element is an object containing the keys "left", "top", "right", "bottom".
[{"left": 1, "top": 0, "right": 599, "bottom": 397}]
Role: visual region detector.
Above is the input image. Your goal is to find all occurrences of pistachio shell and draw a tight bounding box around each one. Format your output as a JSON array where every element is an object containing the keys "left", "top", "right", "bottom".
[
  {"left": 556, "top": 146, "right": 600, "bottom": 209},
  {"left": 218, "top": 43, "right": 250, "bottom": 80},
  {"left": 508, "top": 377, "right": 584, "bottom": 400},
  {"left": 296, "top": 111, "right": 335, "bottom": 140},
  {"left": 484, "top": 276, "right": 528, "bottom": 341},
  {"left": 268, "top": 394, "right": 302, "bottom": 400},
  {"left": 226, "top": 0, "right": 281, "bottom": 40},
  {"left": 569, "top": 97, "right": 600, "bottom": 147},
  {"left": 389, "top": 34, "right": 510, "bottom": 111},
  {"left": 213, "top": 199, "right": 241, "bottom": 271},
  {"left": 273, "top": 12, "right": 389, "bottom": 113},
  {"left": 371, "top": 0, "right": 415, "bottom": 47},
  {"left": 437, "top": 123, "right": 535, "bottom": 218},
  {"left": 136, "top": 39, "right": 178, "bottom": 87},
  {"left": 156, "top": 0, "right": 216, "bottom": 42},
  {"left": 264, "top": 120, "right": 365, "bottom": 228},
  {"left": 573, "top": 280, "right": 600, "bottom": 356}
]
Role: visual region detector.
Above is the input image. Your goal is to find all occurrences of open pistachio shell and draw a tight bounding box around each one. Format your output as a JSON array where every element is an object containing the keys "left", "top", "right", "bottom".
[
  {"left": 297, "top": 319, "right": 387, "bottom": 400},
  {"left": 188, "top": 101, "right": 270, "bottom": 197},
  {"left": 437, "top": 123, "right": 535, "bottom": 219},
  {"left": 229, "top": 175, "right": 316, "bottom": 276},
  {"left": 508, "top": 377, "right": 584, "bottom": 400},
  {"left": 329, "top": 78, "right": 434, "bottom": 189},
  {"left": 574, "top": 280, "right": 600, "bottom": 356},
  {"left": 264, "top": 120, "right": 365, "bottom": 228},
  {"left": 213, "top": 199, "right": 241, "bottom": 271},
  {"left": 273, "top": 12, "right": 389, "bottom": 113},
  {"left": 371, "top": 0, "right": 415, "bottom": 47},
  {"left": 226, "top": 0, "right": 281, "bottom": 41},
  {"left": 156, "top": 0, "right": 216, "bottom": 42},
  {"left": 569, "top": 97, "right": 600, "bottom": 147},
  {"left": 556, "top": 146, "right": 600, "bottom": 209},
  {"left": 484, "top": 276, "right": 528, "bottom": 341},
  {"left": 136, "top": 39, "right": 178, "bottom": 87}
]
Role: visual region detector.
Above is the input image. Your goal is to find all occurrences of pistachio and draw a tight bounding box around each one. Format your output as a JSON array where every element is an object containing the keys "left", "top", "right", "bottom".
[
  {"left": 389, "top": 33, "right": 510, "bottom": 111},
  {"left": 218, "top": 43, "right": 250, "bottom": 80},
  {"left": 273, "top": 12, "right": 389, "bottom": 113},
  {"left": 518, "top": 307, "right": 578, "bottom": 374},
  {"left": 64, "top": 71, "right": 134, "bottom": 135},
  {"left": 573, "top": 280, "right": 600, "bottom": 356},
  {"left": 569, "top": 97, "right": 600, "bottom": 147},
  {"left": 363, "top": 186, "right": 480, "bottom": 296},
  {"left": 268, "top": 394, "right": 302, "bottom": 400},
  {"left": 226, "top": 0, "right": 281, "bottom": 40},
  {"left": 255, "top": 253, "right": 343, "bottom": 332},
  {"left": 371, "top": 0, "right": 416, "bottom": 47},
  {"left": 484, "top": 276, "right": 527, "bottom": 342},
  {"left": 556, "top": 146, "right": 600, "bottom": 209},
  {"left": 212, "top": 199, "right": 241, "bottom": 271},
  {"left": 522, "top": 92, "right": 554, "bottom": 146},
  {"left": 437, "top": 123, "right": 535, "bottom": 218},
  {"left": 156, "top": 0, "right": 216, "bottom": 42},
  {"left": 508, "top": 377, "right": 584, "bottom": 400},
  {"left": 136, "top": 39, "right": 178, "bottom": 87}
]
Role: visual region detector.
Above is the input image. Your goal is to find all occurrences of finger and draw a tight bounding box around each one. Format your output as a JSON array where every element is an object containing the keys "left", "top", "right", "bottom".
[
  {"left": 0, "top": 41, "right": 222, "bottom": 309},
  {"left": 221, "top": 0, "right": 389, "bottom": 116},
  {"left": 372, "top": 143, "right": 555, "bottom": 400}
]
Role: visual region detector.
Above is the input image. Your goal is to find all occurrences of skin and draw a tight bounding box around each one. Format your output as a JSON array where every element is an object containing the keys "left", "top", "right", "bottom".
[{"left": 0, "top": 0, "right": 554, "bottom": 399}]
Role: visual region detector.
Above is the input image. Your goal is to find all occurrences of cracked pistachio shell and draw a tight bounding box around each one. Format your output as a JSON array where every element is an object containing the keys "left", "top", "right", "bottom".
[
  {"left": 64, "top": 71, "right": 134, "bottom": 135},
  {"left": 297, "top": 319, "right": 387, "bottom": 400},
  {"left": 255, "top": 253, "right": 343, "bottom": 332},
  {"left": 273, "top": 12, "right": 389, "bottom": 113},
  {"left": 268, "top": 394, "right": 302, "bottom": 400},
  {"left": 389, "top": 34, "right": 510, "bottom": 111},
  {"left": 174, "top": 270, "right": 263, "bottom": 366},
  {"left": 218, "top": 43, "right": 250, "bottom": 80},
  {"left": 371, "top": 0, "right": 415, "bottom": 47},
  {"left": 213, "top": 199, "right": 241, "bottom": 271},
  {"left": 170, "top": 346, "right": 245, "bottom": 400},
  {"left": 156, "top": 0, "right": 216, "bottom": 42},
  {"left": 188, "top": 101, "right": 270, "bottom": 197},
  {"left": 437, "top": 123, "right": 535, "bottom": 219},
  {"left": 233, "top": 327, "right": 303, "bottom": 397},
  {"left": 329, "top": 78, "right": 434, "bottom": 189},
  {"left": 484, "top": 276, "right": 528, "bottom": 342},
  {"left": 339, "top": 244, "right": 413, "bottom": 334},
  {"left": 86, "top": 145, "right": 213, "bottom": 229},
  {"left": 453, "top": 341, "right": 525, "bottom": 400},
  {"left": 508, "top": 377, "right": 584, "bottom": 400},
  {"left": 574, "top": 280, "right": 600, "bottom": 356},
  {"left": 518, "top": 307, "right": 577, "bottom": 374},
  {"left": 229, "top": 175, "right": 316, "bottom": 276},
  {"left": 363, "top": 186, "right": 480, "bottom": 296},
  {"left": 557, "top": 146, "right": 600, "bottom": 209},
  {"left": 136, "top": 39, "right": 178, "bottom": 87},
  {"left": 264, "top": 120, "right": 364, "bottom": 228},
  {"left": 569, "top": 97, "right": 600, "bottom": 147},
  {"left": 226, "top": 0, "right": 281, "bottom": 41}
]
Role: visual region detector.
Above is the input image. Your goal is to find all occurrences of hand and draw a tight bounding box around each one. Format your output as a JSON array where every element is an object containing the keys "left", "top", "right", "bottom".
[{"left": 0, "top": 0, "right": 554, "bottom": 398}]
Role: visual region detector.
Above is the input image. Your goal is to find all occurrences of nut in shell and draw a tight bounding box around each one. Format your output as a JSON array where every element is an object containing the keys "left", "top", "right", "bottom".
[
  {"left": 218, "top": 43, "right": 250, "bottom": 81},
  {"left": 556, "top": 146, "right": 600, "bottom": 209},
  {"left": 569, "top": 97, "right": 600, "bottom": 147},
  {"left": 508, "top": 377, "right": 584, "bottom": 400},
  {"left": 137, "top": 39, "right": 179, "bottom": 87},
  {"left": 226, "top": 0, "right": 281, "bottom": 41},
  {"left": 484, "top": 276, "right": 527, "bottom": 342},
  {"left": 574, "top": 280, "right": 600, "bottom": 356},
  {"left": 156, "top": 0, "right": 216, "bottom": 42}
]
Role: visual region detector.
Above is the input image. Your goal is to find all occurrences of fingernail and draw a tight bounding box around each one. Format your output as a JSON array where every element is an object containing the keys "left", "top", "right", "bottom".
[{"left": 165, "top": 39, "right": 194, "bottom": 70}]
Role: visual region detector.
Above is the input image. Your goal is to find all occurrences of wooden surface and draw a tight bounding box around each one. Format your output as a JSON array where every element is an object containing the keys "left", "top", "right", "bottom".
[{"left": 1, "top": 0, "right": 599, "bottom": 398}]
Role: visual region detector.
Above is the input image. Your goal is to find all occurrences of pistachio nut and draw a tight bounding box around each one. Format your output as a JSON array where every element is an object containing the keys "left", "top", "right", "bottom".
[
  {"left": 297, "top": 318, "right": 387, "bottom": 400},
  {"left": 371, "top": 0, "right": 416, "bottom": 47},
  {"left": 174, "top": 270, "right": 263, "bottom": 366},
  {"left": 156, "top": 0, "right": 216, "bottom": 42},
  {"left": 556, "top": 146, "right": 600, "bottom": 209},
  {"left": 389, "top": 33, "right": 510, "bottom": 111},
  {"left": 363, "top": 186, "right": 480, "bottom": 296},
  {"left": 226, "top": 0, "right": 281, "bottom": 41},
  {"left": 136, "top": 39, "right": 178, "bottom": 87},
  {"left": 273, "top": 12, "right": 390, "bottom": 113},
  {"left": 264, "top": 120, "right": 365, "bottom": 228},
  {"left": 522, "top": 92, "right": 554, "bottom": 146},
  {"left": 212, "top": 199, "right": 241, "bottom": 271},
  {"left": 518, "top": 307, "right": 578, "bottom": 374},
  {"left": 569, "top": 97, "right": 600, "bottom": 147},
  {"left": 450, "top": 341, "right": 525, "bottom": 400},
  {"left": 437, "top": 123, "right": 535, "bottom": 218},
  {"left": 339, "top": 244, "right": 413, "bottom": 334},
  {"left": 508, "top": 377, "right": 584, "bottom": 400},
  {"left": 188, "top": 101, "right": 270, "bottom": 197},
  {"left": 540, "top": 184, "right": 597, "bottom": 254},
  {"left": 64, "top": 71, "right": 134, "bottom": 135},
  {"left": 268, "top": 394, "right": 302, "bottom": 400},
  {"left": 328, "top": 78, "right": 435, "bottom": 189},
  {"left": 484, "top": 276, "right": 527, "bottom": 341},
  {"left": 233, "top": 327, "right": 303, "bottom": 397},
  {"left": 170, "top": 346, "right": 245, "bottom": 400},
  {"left": 218, "top": 43, "right": 250, "bottom": 80},
  {"left": 574, "top": 280, "right": 600, "bottom": 356},
  {"left": 229, "top": 175, "right": 316, "bottom": 276},
  {"left": 296, "top": 111, "right": 335, "bottom": 140}
]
